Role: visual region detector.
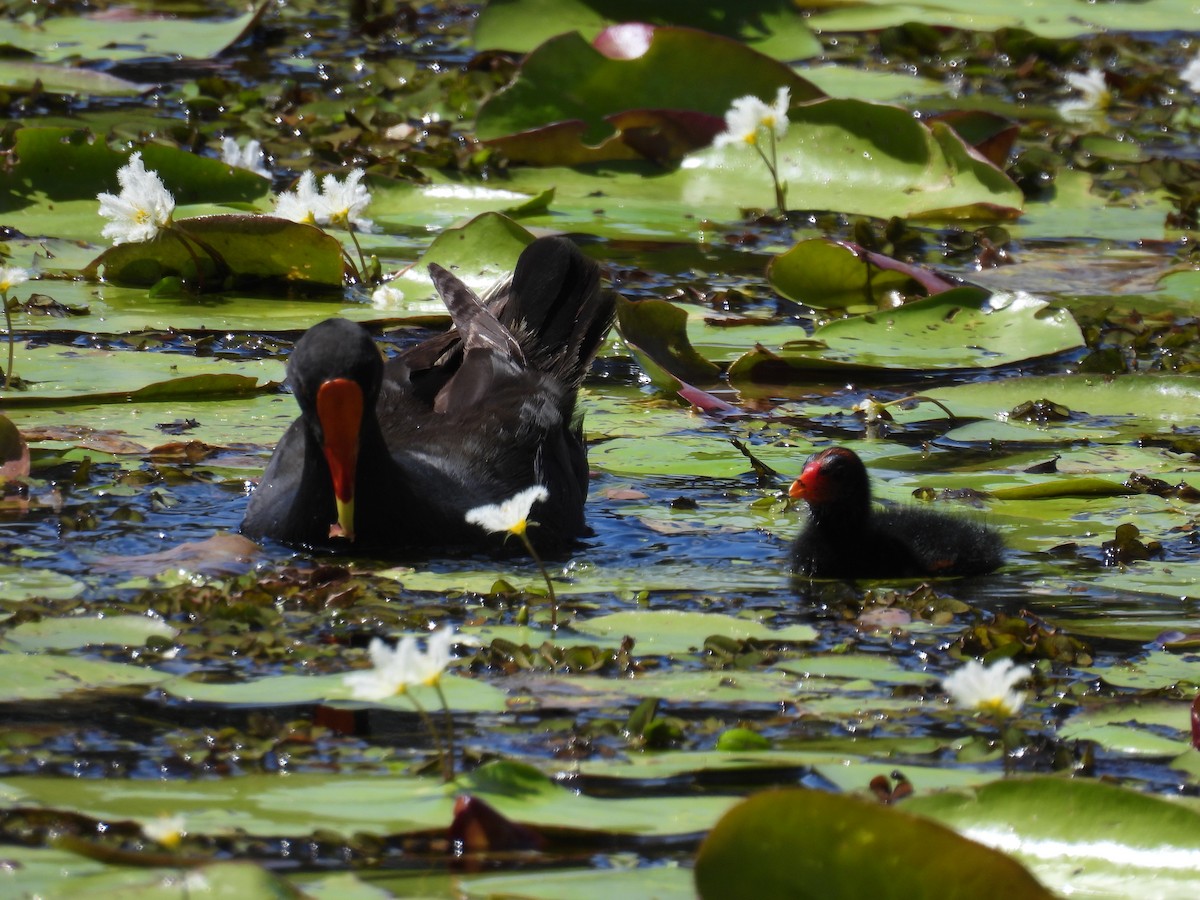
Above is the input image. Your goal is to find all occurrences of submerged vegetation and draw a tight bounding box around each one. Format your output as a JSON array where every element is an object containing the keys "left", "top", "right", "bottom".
[{"left": 1, "top": 0, "right": 1200, "bottom": 896}]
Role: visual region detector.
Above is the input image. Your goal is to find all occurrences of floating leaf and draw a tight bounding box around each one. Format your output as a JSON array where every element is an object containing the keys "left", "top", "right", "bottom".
[
  {"left": 768, "top": 238, "right": 958, "bottom": 310},
  {"left": 473, "top": 0, "right": 821, "bottom": 61},
  {"left": 477, "top": 27, "right": 821, "bottom": 164},
  {"left": 4, "top": 3, "right": 269, "bottom": 63},
  {"left": 679, "top": 103, "right": 1023, "bottom": 219},
  {"left": 728, "top": 288, "right": 1084, "bottom": 383},
  {"left": 0, "top": 61, "right": 151, "bottom": 97},
  {"left": 2, "top": 615, "right": 176, "bottom": 652},
  {"left": 570, "top": 610, "right": 817, "bottom": 653},
  {"left": 83, "top": 215, "right": 345, "bottom": 291},
  {"left": 615, "top": 296, "right": 722, "bottom": 388},
  {"left": 694, "top": 787, "right": 1052, "bottom": 899},
  {"left": 1, "top": 127, "right": 267, "bottom": 206},
  {"left": 905, "top": 778, "right": 1200, "bottom": 897}
]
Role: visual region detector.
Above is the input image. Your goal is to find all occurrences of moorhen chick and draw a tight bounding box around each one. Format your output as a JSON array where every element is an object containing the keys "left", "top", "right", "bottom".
[
  {"left": 789, "top": 446, "right": 1004, "bottom": 579},
  {"left": 241, "top": 236, "right": 615, "bottom": 554}
]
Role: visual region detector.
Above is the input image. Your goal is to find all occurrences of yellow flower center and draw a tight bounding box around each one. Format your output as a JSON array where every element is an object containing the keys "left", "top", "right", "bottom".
[{"left": 975, "top": 697, "right": 1015, "bottom": 717}]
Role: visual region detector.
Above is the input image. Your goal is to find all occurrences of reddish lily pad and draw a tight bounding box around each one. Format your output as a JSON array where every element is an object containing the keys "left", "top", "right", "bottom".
[
  {"left": 476, "top": 26, "right": 822, "bottom": 164},
  {"left": 0, "top": 414, "right": 30, "bottom": 481},
  {"left": 473, "top": 0, "right": 821, "bottom": 61}
]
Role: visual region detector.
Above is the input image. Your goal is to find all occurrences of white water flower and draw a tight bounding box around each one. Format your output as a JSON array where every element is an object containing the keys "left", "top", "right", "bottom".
[
  {"left": 142, "top": 813, "right": 187, "bottom": 849},
  {"left": 1059, "top": 67, "right": 1111, "bottom": 120},
  {"left": 273, "top": 171, "right": 321, "bottom": 225},
  {"left": 371, "top": 282, "right": 406, "bottom": 309},
  {"left": 714, "top": 86, "right": 790, "bottom": 148},
  {"left": 465, "top": 485, "right": 549, "bottom": 538},
  {"left": 942, "top": 658, "right": 1030, "bottom": 717},
  {"left": 97, "top": 152, "right": 176, "bottom": 245},
  {"left": 317, "top": 168, "right": 374, "bottom": 232},
  {"left": 0, "top": 266, "right": 30, "bottom": 294},
  {"left": 1182, "top": 54, "right": 1200, "bottom": 93},
  {"left": 274, "top": 169, "right": 375, "bottom": 231},
  {"left": 345, "top": 628, "right": 455, "bottom": 701},
  {"left": 220, "top": 136, "right": 270, "bottom": 178}
]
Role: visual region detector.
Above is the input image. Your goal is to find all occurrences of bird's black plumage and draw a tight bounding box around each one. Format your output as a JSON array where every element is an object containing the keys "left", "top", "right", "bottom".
[
  {"left": 789, "top": 446, "right": 1004, "bottom": 579},
  {"left": 241, "top": 236, "right": 615, "bottom": 554}
]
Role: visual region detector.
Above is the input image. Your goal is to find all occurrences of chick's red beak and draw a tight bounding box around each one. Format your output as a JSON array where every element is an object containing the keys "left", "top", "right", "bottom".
[
  {"left": 788, "top": 460, "right": 828, "bottom": 503},
  {"left": 315, "top": 378, "right": 363, "bottom": 540},
  {"left": 788, "top": 475, "right": 808, "bottom": 500}
]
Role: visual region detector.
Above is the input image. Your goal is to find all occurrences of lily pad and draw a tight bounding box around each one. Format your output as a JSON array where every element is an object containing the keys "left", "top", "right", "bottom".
[
  {"left": 84, "top": 215, "right": 346, "bottom": 291},
  {"left": 0, "top": 62, "right": 152, "bottom": 97},
  {"left": 159, "top": 671, "right": 510, "bottom": 713},
  {"left": 0, "top": 652, "right": 164, "bottom": 701},
  {"left": 2, "top": 615, "right": 176, "bottom": 652},
  {"left": 4, "top": 4, "right": 268, "bottom": 63},
  {"left": 1, "top": 127, "right": 267, "bottom": 206},
  {"left": 473, "top": 0, "right": 821, "bottom": 61},
  {"left": 905, "top": 777, "right": 1200, "bottom": 897},
  {"left": 695, "top": 787, "right": 1052, "bottom": 899},
  {"left": 477, "top": 27, "right": 821, "bottom": 164},
  {"left": 728, "top": 288, "right": 1084, "bottom": 382},
  {"left": 570, "top": 610, "right": 817, "bottom": 652}
]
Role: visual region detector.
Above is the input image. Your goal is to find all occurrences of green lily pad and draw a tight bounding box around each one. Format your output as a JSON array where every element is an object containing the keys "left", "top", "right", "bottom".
[
  {"left": 159, "top": 671, "right": 509, "bottom": 713},
  {"left": 725, "top": 288, "right": 1084, "bottom": 382},
  {"left": 463, "top": 865, "right": 694, "bottom": 900},
  {"left": 1077, "top": 651, "right": 1200, "bottom": 691},
  {"left": 0, "top": 346, "right": 276, "bottom": 409},
  {"left": 386, "top": 211, "right": 535, "bottom": 304},
  {"left": 768, "top": 238, "right": 927, "bottom": 310},
  {"left": 1059, "top": 702, "right": 1191, "bottom": 756},
  {"left": 473, "top": 0, "right": 821, "bottom": 61},
  {"left": 0, "top": 566, "right": 84, "bottom": 602},
  {"left": 0, "top": 760, "right": 738, "bottom": 838},
  {"left": 2, "top": 615, "right": 176, "bottom": 652},
  {"left": 4, "top": 3, "right": 268, "bottom": 63},
  {"left": 0, "top": 62, "right": 151, "bottom": 97},
  {"left": 678, "top": 101, "right": 1022, "bottom": 219},
  {"left": 695, "top": 787, "right": 1052, "bottom": 899},
  {"left": 905, "top": 777, "right": 1200, "bottom": 897},
  {"left": 0, "top": 652, "right": 164, "bottom": 701},
  {"left": 806, "top": 0, "right": 1200, "bottom": 39},
  {"left": 1, "top": 127, "right": 267, "bottom": 206},
  {"left": 570, "top": 610, "right": 817, "bottom": 652},
  {"left": 84, "top": 215, "right": 346, "bottom": 291}
]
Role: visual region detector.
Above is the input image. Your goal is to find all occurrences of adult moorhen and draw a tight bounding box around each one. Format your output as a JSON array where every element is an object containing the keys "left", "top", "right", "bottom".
[
  {"left": 789, "top": 446, "right": 1004, "bottom": 578},
  {"left": 241, "top": 236, "right": 615, "bottom": 554}
]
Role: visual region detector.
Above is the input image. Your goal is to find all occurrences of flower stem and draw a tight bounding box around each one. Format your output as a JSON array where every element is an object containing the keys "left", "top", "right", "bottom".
[
  {"left": 517, "top": 531, "right": 558, "bottom": 628},
  {"left": 346, "top": 226, "right": 370, "bottom": 286},
  {"left": 406, "top": 691, "right": 451, "bottom": 782},
  {"left": 433, "top": 680, "right": 456, "bottom": 781},
  {"left": 754, "top": 132, "right": 788, "bottom": 216},
  {"left": 2, "top": 290, "right": 13, "bottom": 390},
  {"left": 167, "top": 227, "right": 209, "bottom": 293}
]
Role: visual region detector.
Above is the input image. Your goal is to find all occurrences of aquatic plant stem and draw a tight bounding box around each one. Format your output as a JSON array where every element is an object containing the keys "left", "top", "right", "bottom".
[
  {"left": 754, "top": 131, "right": 788, "bottom": 216},
  {"left": 346, "top": 226, "right": 370, "bottom": 285},
  {"left": 433, "top": 681, "right": 456, "bottom": 781},
  {"left": 516, "top": 531, "right": 558, "bottom": 628},
  {"left": 406, "top": 691, "right": 452, "bottom": 782},
  {"left": 2, "top": 292, "right": 13, "bottom": 390}
]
